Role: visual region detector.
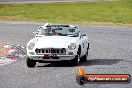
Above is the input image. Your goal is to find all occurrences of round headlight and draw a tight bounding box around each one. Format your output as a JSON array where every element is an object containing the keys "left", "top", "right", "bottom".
[
  {"left": 68, "top": 43, "right": 76, "bottom": 50},
  {"left": 27, "top": 42, "right": 35, "bottom": 50}
]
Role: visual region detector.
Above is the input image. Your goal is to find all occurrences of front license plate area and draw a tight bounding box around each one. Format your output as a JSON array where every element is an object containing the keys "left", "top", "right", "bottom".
[{"left": 43, "top": 54, "right": 59, "bottom": 59}]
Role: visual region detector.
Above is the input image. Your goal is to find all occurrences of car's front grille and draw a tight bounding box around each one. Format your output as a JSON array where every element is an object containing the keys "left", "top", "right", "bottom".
[{"left": 35, "top": 48, "right": 66, "bottom": 55}]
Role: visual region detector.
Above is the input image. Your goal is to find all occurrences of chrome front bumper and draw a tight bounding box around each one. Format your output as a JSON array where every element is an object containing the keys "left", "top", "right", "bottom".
[{"left": 28, "top": 54, "right": 76, "bottom": 61}]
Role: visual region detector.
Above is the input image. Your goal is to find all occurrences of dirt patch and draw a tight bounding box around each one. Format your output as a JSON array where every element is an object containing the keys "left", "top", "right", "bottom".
[
  {"left": 0, "top": 42, "right": 26, "bottom": 65},
  {"left": 0, "top": 43, "right": 11, "bottom": 57}
]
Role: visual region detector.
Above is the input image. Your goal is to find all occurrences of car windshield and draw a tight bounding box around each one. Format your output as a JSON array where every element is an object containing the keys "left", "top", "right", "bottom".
[{"left": 37, "top": 27, "right": 79, "bottom": 37}]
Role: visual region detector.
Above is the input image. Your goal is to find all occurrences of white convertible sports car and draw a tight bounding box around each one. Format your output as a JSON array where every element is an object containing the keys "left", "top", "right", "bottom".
[{"left": 26, "top": 23, "right": 89, "bottom": 67}]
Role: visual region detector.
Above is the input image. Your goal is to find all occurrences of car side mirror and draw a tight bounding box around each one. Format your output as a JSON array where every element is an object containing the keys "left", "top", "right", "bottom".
[{"left": 82, "top": 34, "right": 86, "bottom": 36}]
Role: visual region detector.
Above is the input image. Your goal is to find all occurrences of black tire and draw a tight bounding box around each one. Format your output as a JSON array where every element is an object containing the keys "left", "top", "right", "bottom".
[
  {"left": 80, "top": 47, "right": 89, "bottom": 62},
  {"left": 71, "top": 46, "right": 81, "bottom": 66},
  {"left": 71, "top": 54, "right": 80, "bottom": 66},
  {"left": 26, "top": 58, "right": 36, "bottom": 67},
  {"left": 88, "top": 43, "right": 90, "bottom": 49}
]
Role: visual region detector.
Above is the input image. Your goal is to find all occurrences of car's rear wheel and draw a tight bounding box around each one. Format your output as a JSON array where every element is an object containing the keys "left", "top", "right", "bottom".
[{"left": 26, "top": 57, "right": 36, "bottom": 67}]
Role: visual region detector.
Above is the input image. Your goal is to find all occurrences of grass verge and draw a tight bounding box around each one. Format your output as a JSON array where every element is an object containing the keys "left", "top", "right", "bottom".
[{"left": 0, "top": 0, "right": 132, "bottom": 27}]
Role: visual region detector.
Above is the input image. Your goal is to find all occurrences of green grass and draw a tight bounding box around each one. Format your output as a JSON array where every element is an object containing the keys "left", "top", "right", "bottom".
[{"left": 0, "top": 0, "right": 132, "bottom": 26}]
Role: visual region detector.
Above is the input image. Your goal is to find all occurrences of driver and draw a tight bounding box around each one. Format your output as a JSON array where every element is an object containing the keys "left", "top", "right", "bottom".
[{"left": 44, "top": 28, "right": 52, "bottom": 35}]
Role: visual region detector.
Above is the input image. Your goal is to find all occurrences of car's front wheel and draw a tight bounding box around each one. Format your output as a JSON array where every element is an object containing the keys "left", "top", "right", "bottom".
[
  {"left": 80, "top": 48, "right": 88, "bottom": 62},
  {"left": 26, "top": 58, "right": 36, "bottom": 67},
  {"left": 71, "top": 46, "right": 81, "bottom": 66},
  {"left": 71, "top": 54, "right": 80, "bottom": 66}
]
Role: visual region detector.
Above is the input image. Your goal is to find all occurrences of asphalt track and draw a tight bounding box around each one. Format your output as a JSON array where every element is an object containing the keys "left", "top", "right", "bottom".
[
  {"left": 0, "top": 22, "right": 132, "bottom": 88},
  {"left": 0, "top": 0, "right": 115, "bottom": 3}
]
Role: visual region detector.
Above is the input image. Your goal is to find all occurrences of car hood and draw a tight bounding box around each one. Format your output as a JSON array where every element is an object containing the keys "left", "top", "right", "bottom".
[{"left": 35, "top": 36, "right": 78, "bottom": 48}]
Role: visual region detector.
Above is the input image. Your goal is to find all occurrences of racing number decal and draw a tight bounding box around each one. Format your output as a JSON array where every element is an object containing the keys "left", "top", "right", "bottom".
[{"left": 43, "top": 53, "right": 58, "bottom": 59}]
